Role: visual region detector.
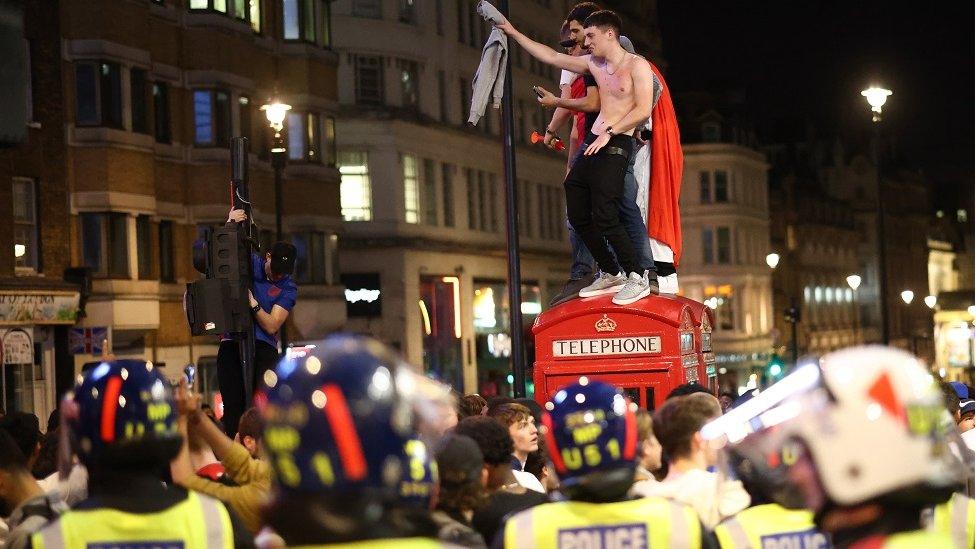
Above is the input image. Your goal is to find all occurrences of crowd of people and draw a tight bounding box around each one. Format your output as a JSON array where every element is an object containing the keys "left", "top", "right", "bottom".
[{"left": 0, "top": 334, "right": 972, "bottom": 548}]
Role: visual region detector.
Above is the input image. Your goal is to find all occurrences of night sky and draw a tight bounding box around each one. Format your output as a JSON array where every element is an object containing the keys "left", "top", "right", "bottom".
[{"left": 656, "top": 0, "right": 974, "bottom": 201}]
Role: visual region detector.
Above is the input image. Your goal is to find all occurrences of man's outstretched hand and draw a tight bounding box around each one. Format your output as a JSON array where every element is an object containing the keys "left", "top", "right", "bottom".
[
  {"left": 584, "top": 133, "right": 611, "bottom": 155},
  {"left": 534, "top": 86, "right": 557, "bottom": 108}
]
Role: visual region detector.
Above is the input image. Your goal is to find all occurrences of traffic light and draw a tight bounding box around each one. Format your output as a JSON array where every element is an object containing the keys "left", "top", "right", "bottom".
[{"left": 764, "top": 353, "right": 786, "bottom": 385}]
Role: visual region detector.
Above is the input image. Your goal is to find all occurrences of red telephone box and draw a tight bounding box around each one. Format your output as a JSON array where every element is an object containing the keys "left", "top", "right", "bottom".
[
  {"left": 532, "top": 294, "right": 700, "bottom": 410},
  {"left": 668, "top": 295, "right": 718, "bottom": 393}
]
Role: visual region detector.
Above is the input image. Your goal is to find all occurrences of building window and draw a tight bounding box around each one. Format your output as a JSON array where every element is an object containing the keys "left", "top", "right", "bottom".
[
  {"left": 286, "top": 111, "right": 320, "bottom": 162},
  {"left": 320, "top": 0, "right": 332, "bottom": 47},
  {"left": 702, "top": 121, "right": 721, "bottom": 142},
  {"left": 958, "top": 209, "right": 968, "bottom": 223},
  {"left": 398, "top": 0, "right": 416, "bottom": 24},
  {"left": 714, "top": 170, "right": 729, "bottom": 202},
  {"left": 437, "top": 71, "right": 448, "bottom": 122},
  {"left": 130, "top": 68, "right": 149, "bottom": 134},
  {"left": 81, "top": 213, "right": 129, "bottom": 278},
  {"left": 435, "top": 0, "right": 444, "bottom": 34},
  {"left": 282, "top": 0, "right": 316, "bottom": 41},
  {"left": 352, "top": 0, "right": 382, "bottom": 18},
  {"left": 403, "top": 155, "right": 420, "bottom": 224},
  {"left": 466, "top": 169, "right": 478, "bottom": 230},
  {"left": 12, "top": 178, "right": 38, "bottom": 271},
  {"left": 441, "top": 163, "right": 455, "bottom": 228},
  {"left": 702, "top": 227, "right": 714, "bottom": 264},
  {"left": 250, "top": 0, "right": 261, "bottom": 32},
  {"left": 538, "top": 184, "right": 548, "bottom": 239},
  {"left": 159, "top": 220, "right": 174, "bottom": 282},
  {"left": 293, "top": 231, "right": 326, "bottom": 283},
  {"left": 323, "top": 116, "right": 337, "bottom": 166},
  {"left": 458, "top": 77, "right": 469, "bottom": 125},
  {"left": 716, "top": 226, "right": 731, "bottom": 264},
  {"left": 136, "top": 215, "right": 153, "bottom": 279},
  {"left": 152, "top": 82, "right": 171, "bottom": 143},
  {"left": 423, "top": 159, "right": 437, "bottom": 225},
  {"left": 75, "top": 61, "right": 123, "bottom": 128},
  {"left": 456, "top": 0, "right": 466, "bottom": 44},
  {"left": 699, "top": 171, "right": 710, "bottom": 204},
  {"left": 398, "top": 59, "right": 419, "bottom": 109},
  {"left": 193, "top": 89, "right": 231, "bottom": 147},
  {"left": 488, "top": 173, "right": 499, "bottom": 232},
  {"left": 190, "top": 0, "right": 228, "bottom": 13},
  {"left": 477, "top": 171, "right": 488, "bottom": 231},
  {"left": 355, "top": 55, "right": 384, "bottom": 105},
  {"left": 519, "top": 181, "right": 533, "bottom": 238},
  {"left": 338, "top": 151, "right": 372, "bottom": 221}
]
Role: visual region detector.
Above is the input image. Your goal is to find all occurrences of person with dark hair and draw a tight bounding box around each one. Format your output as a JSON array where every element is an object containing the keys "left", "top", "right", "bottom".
[
  {"left": 0, "top": 429, "right": 66, "bottom": 549},
  {"left": 0, "top": 412, "right": 41, "bottom": 471},
  {"left": 431, "top": 434, "right": 489, "bottom": 548},
  {"left": 459, "top": 393, "right": 488, "bottom": 420},
  {"left": 218, "top": 208, "right": 299, "bottom": 440},
  {"left": 29, "top": 360, "right": 252, "bottom": 548},
  {"left": 170, "top": 395, "right": 271, "bottom": 535},
  {"left": 485, "top": 395, "right": 514, "bottom": 416},
  {"left": 458, "top": 416, "right": 548, "bottom": 546},
  {"left": 499, "top": 380, "right": 708, "bottom": 548},
  {"left": 632, "top": 409, "right": 662, "bottom": 485},
  {"left": 496, "top": 9, "right": 658, "bottom": 305},
  {"left": 640, "top": 393, "right": 749, "bottom": 528},
  {"left": 666, "top": 382, "right": 713, "bottom": 400},
  {"left": 487, "top": 403, "right": 543, "bottom": 493}
]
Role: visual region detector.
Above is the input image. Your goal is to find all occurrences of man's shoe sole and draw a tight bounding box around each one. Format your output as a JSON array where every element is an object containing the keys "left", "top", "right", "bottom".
[
  {"left": 549, "top": 292, "right": 582, "bottom": 307},
  {"left": 579, "top": 284, "right": 626, "bottom": 298},
  {"left": 612, "top": 287, "right": 651, "bottom": 305}
]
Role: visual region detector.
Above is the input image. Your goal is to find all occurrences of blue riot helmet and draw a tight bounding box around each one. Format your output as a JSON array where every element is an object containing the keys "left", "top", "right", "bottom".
[
  {"left": 398, "top": 438, "right": 438, "bottom": 509},
  {"left": 543, "top": 377, "right": 638, "bottom": 501},
  {"left": 63, "top": 359, "right": 179, "bottom": 470}
]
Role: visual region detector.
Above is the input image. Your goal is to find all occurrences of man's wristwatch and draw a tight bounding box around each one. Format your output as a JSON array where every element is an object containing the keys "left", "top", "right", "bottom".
[
  {"left": 545, "top": 128, "right": 556, "bottom": 135},
  {"left": 606, "top": 126, "right": 614, "bottom": 136},
  {"left": 251, "top": 304, "right": 260, "bottom": 314}
]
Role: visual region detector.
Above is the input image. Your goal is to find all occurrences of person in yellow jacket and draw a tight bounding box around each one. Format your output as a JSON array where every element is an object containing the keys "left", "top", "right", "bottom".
[
  {"left": 923, "top": 492, "right": 975, "bottom": 549},
  {"left": 29, "top": 359, "right": 253, "bottom": 548},
  {"left": 256, "top": 335, "right": 451, "bottom": 547},
  {"left": 501, "top": 378, "right": 713, "bottom": 548},
  {"left": 701, "top": 346, "right": 973, "bottom": 548},
  {"left": 715, "top": 504, "right": 828, "bottom": 549}
]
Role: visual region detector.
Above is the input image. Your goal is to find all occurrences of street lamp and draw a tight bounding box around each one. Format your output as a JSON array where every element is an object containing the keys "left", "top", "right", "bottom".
[
  {"left": 846, "top": 274, "right": 861, "bottom": 292},
  {"left": 901, "top": 290, "right": 914, "bottom": 305},
  {"left": 847, "top": 274, "right": 862, "bottom": 343},
  {"left": 261, "top": 99, "right": 291, "bottom": 353},
  {"left": 862, "top": 85, "right": 892, "bottom": 345},
  {"left": 924, "top": 295, "right": 937, "bottom": 309},
  {"left": 766, "top": 253, "right": 780, "bottom": 269}
]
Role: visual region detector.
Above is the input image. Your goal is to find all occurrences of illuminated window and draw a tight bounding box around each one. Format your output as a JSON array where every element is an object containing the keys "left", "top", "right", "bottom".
[
  {"left": 12, "top": 178, "right": 38, "bottom": 271},
  {"left": 403, "top": 155, "right": 420, "bottom": 224},
  {"left": 338, "top": 151, "right": 372, "bottom": 221}
]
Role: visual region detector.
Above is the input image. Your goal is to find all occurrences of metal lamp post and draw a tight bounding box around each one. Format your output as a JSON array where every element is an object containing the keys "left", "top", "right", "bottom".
[
  {"left": 767, "top": 252, "right": 799, "bottom": 369},
  {"left": 861, "top": 86, "right": 892, "bottom": 344},
  {"left": 847, "top": 274, "right": 862, "bottom": 342},
  {"left": 261, "top": 100, "right": 291, "bottom": 354}
]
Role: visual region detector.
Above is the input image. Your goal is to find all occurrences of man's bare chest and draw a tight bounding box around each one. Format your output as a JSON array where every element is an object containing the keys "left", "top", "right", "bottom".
[{"left": 591, "top": 63, "right": 634, "bottom": 102}]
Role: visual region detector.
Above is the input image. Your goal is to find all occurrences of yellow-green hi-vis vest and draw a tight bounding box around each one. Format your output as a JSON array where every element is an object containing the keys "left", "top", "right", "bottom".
[
  {"left": 923, "top": 492, "right": 976, "bottom": 549},
  {"left": 714, "top": 504, "right": 828, "bottom": 549},
  {"left": 295, "top": 538, "right": 450, "bottom": 548},
  {"left": 503, "top": 496, "right": 702, "bottom": 548},
  {"left": 871, "top": 529, "right": 957, "bottom": 548},
  {"left": 31, "top": 491, "right": 233, "bottom": 549}
]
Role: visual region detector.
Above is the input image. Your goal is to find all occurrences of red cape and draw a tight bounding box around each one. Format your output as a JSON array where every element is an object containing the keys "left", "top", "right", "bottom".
[{"left": 646, "top": 61, "right": 683, "bottom": 266}]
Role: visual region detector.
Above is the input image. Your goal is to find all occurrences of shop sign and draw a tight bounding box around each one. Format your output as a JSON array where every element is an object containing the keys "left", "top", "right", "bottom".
[
  {"left": 0, "top": 291, "right": 79, "bottom": 325},
  {"left": 0, "top": 328, "right": 34, "bottom": 365}
]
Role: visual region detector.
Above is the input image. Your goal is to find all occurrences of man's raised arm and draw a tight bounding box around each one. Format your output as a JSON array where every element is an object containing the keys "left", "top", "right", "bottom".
[{"left": 495, "top": 20, "right": 589, "bottom": 75}]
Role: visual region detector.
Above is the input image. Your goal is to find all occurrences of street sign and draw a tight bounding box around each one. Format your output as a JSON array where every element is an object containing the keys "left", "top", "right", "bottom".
[
  {"left": 69, "top": 327, "right": 110, "bottom": 355},
  {"left": 0, "top": 328, "right": 33, "bottom": 364}
]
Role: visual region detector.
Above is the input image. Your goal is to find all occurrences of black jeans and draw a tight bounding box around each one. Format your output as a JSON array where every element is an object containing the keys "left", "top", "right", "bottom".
[
  {"left": 216, "top": 339, "right": 279, "bottom": 439},
  {"left": 564, "top": 133, "right": 639, "bottom": 275}
]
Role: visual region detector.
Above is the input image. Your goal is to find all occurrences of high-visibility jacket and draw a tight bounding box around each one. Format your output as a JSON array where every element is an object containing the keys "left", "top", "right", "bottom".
[
  {"left": 296, "top": 539, "right": 448, "bottom": 548},
  {"left": 852, "top": 529, "right": 956, "bottom": 548},
  {"left": 714, "top": 503, "right": 828, "bottom": 549},
  {"left": 502, "top": 496, "right": 702, "bottom": 548},
  {"left": 923, "top": 492, "right": 975, "bottom": 549},
  {"left": 31, "top": 490, "right": 233, "bottom": 549}
]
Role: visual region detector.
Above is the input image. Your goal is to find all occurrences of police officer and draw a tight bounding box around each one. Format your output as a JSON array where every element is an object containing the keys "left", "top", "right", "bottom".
[
  {"left": 501, "top": 378, "right": 711, "bottom": 548},
  {"left": 258, "top": 334, "right": 445, "bottom": 547},
  {"left": 701, "top": 346, "right": 972, "bottom": 548},
  {"left": 29, "top": 359, "right": 252, "bottom": 548},
  {"left": 923, "top": 492, "right": 975, "bottom": 549}
]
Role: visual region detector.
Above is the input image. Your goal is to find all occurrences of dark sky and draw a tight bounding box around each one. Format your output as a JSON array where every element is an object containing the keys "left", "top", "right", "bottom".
[{"left": 656, "top": 0, "right": 974, "bottom": 194}]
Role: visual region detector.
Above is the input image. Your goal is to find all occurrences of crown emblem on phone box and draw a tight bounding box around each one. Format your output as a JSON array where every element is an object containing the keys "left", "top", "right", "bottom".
[{"left": 595, "top": 314, "right": 617, "bottom": 333}]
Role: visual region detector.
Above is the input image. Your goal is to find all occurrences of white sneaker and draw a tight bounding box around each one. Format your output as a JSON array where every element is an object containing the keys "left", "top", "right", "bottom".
[
  {"left": 612, "top": 272, "right": 652, "bottom": 305},
  {"left": 658, "top": 273, "right": 679, "bottom": 295},
  {"left": 578, "top": 271, "right": 627, "bottom": 297}
]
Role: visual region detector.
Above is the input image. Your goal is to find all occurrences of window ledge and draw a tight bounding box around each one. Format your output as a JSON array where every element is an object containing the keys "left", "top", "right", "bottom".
[
  {"left": 279, "top": 42, "right": 339, "bottom": 65},
  {"left": 189, "top": 147, "right": 232, "bottom": 164},
  {"left": 27, "top": 121, "right": 41, "bottom": 129},
  {"left": 153, "top": 141, "right": 184, "bottom": 160},
  {"left": 185, "top": 12, "right": 256, "bottom": 35},
  {"left": 14, "top": 267, "right": 38, "bottom": 277},
  {"left": 149, "top": 1, "right": 179, "bottom": 22},
  {"left": 70, "top": 126, "right": 155, "bottom": 151}
]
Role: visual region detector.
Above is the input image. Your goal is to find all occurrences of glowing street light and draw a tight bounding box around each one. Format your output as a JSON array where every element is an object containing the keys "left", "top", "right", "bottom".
[
  {"left": 900, "top": 290, "right": 914, "bottom": 305},
  {"left": 260, "top": 101, "right": 291, "bottom": 132},
  {"left": 924, "top": 295, "right": 937, "bottom": 309},
  {"left": 766, "top": 253, "right": 780, "bottom": 269},
  {"left": 846, "top": 274, "right": 861, "bottom": 292},
  {"left": 861, "top": 87, "right": 892, "bottom": 122}
]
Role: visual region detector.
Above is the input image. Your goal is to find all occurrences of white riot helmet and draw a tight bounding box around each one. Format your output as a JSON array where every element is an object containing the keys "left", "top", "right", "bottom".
[{"left": 701, "top": 346, "right": 970, "bottom": 512}]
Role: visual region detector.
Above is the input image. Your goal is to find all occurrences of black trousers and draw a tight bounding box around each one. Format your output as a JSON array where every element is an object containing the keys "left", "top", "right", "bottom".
[
  {"left": 216, "top": 339, "right": 279, "bottom": 439},
  {"left": 564, "top": 133, "right": 639, "bottom": 275}
]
